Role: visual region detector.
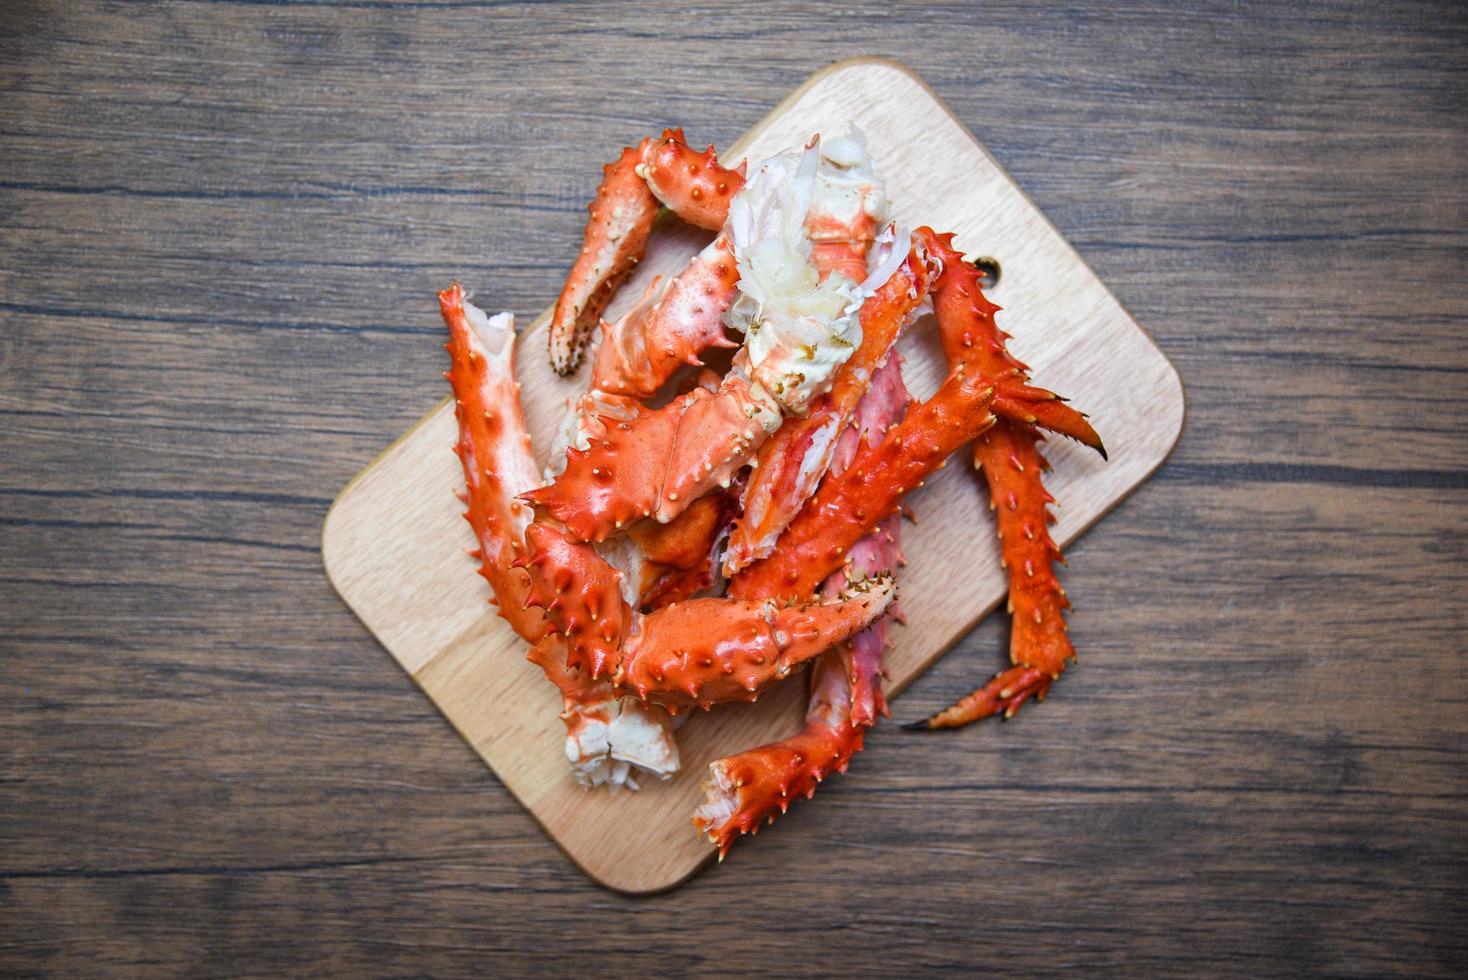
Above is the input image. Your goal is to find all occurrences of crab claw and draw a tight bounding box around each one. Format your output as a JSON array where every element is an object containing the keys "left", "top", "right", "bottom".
[
  {"left": 589, "top": 234, "right": 742, "bottom": 400},
  {"left": 617, "top": 575, "right": 896, "bottom": 713}
]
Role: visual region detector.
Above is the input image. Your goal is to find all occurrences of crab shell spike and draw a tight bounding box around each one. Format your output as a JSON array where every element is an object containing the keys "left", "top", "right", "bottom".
[
  {"left": 439, "top": 284, "right": 549, "bottom": 645},
  {"left": 642, "top": 128, "right": 748, "bottom": 231},
  {"left": 617, "top": 575, "right": 896, "bottom": 713},
  {"left": 525, "top": 371, "right": 782, "bottom": 542},
  {"left": 732, "top": 365, "right": 997, "bottom": 602},
  {"left": 521, "top": 520, "right": 628, "bottom": 678},
  {"left": 919, "top": 226, "right": 1106, "bottom": 457},
  {"left": 693, "top": 650, "right": 865, "bottom": 856},
  {"left": 550, "top": 139, "right": 662, "bottom": 376},
  {"left": 589, "top": 234, "right": 742, "bottom": 400}
]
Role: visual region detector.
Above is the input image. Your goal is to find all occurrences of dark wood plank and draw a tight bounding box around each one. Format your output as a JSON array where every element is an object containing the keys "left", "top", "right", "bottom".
[{"left": 2, "top": 0, "right": 1464, "bottom": 975}]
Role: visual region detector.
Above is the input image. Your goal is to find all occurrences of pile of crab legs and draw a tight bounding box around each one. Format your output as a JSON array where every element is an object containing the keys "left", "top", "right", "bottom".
[{"left": 438, "top": 127, "right": 1106, "bottom": 856}]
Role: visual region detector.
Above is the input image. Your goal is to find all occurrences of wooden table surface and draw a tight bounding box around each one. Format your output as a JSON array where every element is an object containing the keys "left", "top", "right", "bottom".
[{"left": 2, "top": 1, "right": 1464, "bottom": 975}]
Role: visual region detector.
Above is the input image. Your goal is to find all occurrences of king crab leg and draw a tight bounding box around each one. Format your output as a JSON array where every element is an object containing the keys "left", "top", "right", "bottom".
[
  {"left": 695, "top": 354, "right": 909, "bottom": 855},
  {"left": 550, "top": 129, "right": 746, "bottom": 375},
  {"left": 917, "top": 228, "right": 1106, "bottom": 456},
  {"left": 519, "top": 508, "right": 897, "bottom": 709},
  {"left": 588, "top": 234, "right": 742, "bottom": 400},
  {"left": 730, "top": 359, "right": 999, "bottom": 601},
  {"left": 902, "top": 232, "right": 1105, "bottom": 729},
  {"left": 440, "top": 284, "right": 679, "bottom": 790}
]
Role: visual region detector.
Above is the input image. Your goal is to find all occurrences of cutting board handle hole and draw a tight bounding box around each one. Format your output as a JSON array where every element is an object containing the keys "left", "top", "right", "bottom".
[{"left": 972, "top": 256, "right": 1002, "bottom": 289}]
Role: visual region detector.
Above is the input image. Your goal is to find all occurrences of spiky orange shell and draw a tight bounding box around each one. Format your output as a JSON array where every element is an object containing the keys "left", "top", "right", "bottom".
[
  {"left": 616, "top": 577, "right": 895, "bottom": 713},
  {"left": 977, "top": 422, "right": 1073, "bottom": 678},
  {"left": 916, "top": 664, "right": 1054, "bottom": 729},
  {"left": 642, "top": 128, "right": 746, "bottom": 231},
  {"left": 724, "top": 242, "right": 932, "bottom": 576},
  {"left": 525, "top": 396, "right": 683, "bottom": 540},
  {"left": 589, "top": 234, "right": 741, "bottom": 400},
  {"left": 549, "top": 140, "right": 662, "bottom": 375},
  {"left": 521, "top": 520, "right": 628, "bottom": 678},
  {"left": 921, "top": 227, "right": 1105, "bottom": 455},
  {"left": 900, "top": 228, "right": 1097, "bottom": 730},
  {"left": 439, "top": 285, "right": 549, "bottom": 645},
  {"left": 732, "top": 365, "right": 996, "bottom": 602},
  {"left": 526, "top": 373, "right": 777, "bottom": 542},
  {"left": 915, "top": 422, "right": 1074, "bottom": 729},
  {"left": 693, "top": 651, "right": 865, "bottom": 856}
]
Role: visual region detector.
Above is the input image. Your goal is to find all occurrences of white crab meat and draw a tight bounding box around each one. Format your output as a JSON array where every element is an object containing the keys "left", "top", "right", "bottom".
[
  {"left": 809, "top": 126, "right": 889, "bottom": 248},
  {"left": 565, "top": 697, "right": 680, "bottom": 791},
  {"left": 723, "top": 139, "right": 864, "bottom": 416}
]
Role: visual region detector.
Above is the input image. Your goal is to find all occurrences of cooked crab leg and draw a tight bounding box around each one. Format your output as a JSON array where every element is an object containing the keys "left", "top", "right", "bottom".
[
  {"left": 903, "top": 232, "right": 1102, "bottom": 729},
  {"left": 731, "top": 361, "right": 999, "bottom": 601},
  {"left": 904, "top": 421, "right": 1068, "bottom": 729},
  {"left": 917, "top": 228, "right": 1106, "bottom": 456},
  {"left": 550, "top": 129, "right": 746, "bottom": 375},
  {"left": 440, "top": 284, "right": 679, "bottom": 789},
  {"left": 695, "top": 355, "right": 909, "bottom": 855},
  {"left": 588, "top": 234, "right": 742, "bottom": 400},
  {"left": 617, "top": 576, "right": 895, "bottom": 713},
  {"left": 520, "top": 511, "right": 896, "bottom": 705},
  {"left": 693, "top": 643, "right": 869, "bottom": 857}
]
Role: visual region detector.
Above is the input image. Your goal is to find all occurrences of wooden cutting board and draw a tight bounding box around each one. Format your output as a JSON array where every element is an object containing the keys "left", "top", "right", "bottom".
[{"left": 321, "top": 57, "right": 1184, "bottom": 894}]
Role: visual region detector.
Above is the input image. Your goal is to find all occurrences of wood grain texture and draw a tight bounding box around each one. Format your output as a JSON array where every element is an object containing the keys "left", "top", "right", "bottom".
[
  {"left": 1, "top": 0, "right": 1464, "bottom": 974},
  {"left": 321, "top": 58, "right": 1183, "bottom": 894}
]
